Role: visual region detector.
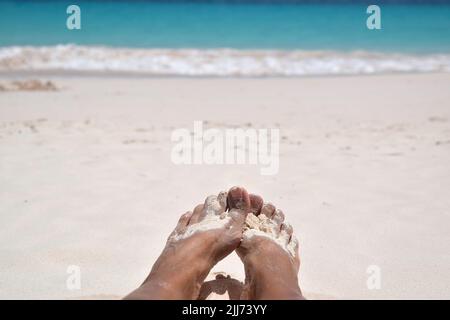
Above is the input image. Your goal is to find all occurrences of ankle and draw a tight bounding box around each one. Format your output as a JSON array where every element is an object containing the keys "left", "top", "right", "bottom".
[{"left": 243, "top": 260, "right": 303, "bottom": 300}]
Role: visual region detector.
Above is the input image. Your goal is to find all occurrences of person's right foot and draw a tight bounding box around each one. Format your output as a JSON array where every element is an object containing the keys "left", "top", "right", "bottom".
[{"left": 237, "top": 198, "right": 304, "bottom": 300}]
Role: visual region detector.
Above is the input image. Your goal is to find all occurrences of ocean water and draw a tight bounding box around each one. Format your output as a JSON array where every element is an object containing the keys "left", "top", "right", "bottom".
[{"left": 0, "top": 0, "right": 450, "bottom": 76}]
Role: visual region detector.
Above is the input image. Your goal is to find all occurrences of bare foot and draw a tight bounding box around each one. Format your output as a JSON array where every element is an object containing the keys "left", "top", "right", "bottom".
[
  {"left": 237, "top": 197, "right": 304, "bottom": 300},
  {"left": 124, "top": 186, "right": 251, "bottom": 300}
]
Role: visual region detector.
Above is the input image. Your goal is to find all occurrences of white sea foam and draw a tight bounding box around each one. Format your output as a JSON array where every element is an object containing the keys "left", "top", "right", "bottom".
[{"left": 1, "top": 45, "right": 450, "bottom": 76}]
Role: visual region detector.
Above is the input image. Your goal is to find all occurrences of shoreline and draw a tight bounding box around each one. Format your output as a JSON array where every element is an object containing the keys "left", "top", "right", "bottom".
[
  {"left": 1, "top": 45, "right": 449, "bottom": 77},
  {"left": 1, "top": 69, "right": 449, "bottom": 80}
]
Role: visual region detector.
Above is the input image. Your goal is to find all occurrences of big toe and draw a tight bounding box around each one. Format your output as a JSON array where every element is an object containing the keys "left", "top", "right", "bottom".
[
  {"left": 226, "top": 186, "right": 252, "bottom": 226},
  {"left": 227, "top": 186, "right": 251, "bottom": 211}
]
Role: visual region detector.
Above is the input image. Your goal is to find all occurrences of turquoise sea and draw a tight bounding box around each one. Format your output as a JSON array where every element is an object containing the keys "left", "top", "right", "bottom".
[{"left": 0, "top": 0, "right": 449, "bottom": 76}]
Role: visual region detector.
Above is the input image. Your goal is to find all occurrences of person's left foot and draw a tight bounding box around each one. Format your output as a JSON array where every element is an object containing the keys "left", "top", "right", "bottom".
[{"left": 124, "top": 187, "right": 251, "bottom": 300}]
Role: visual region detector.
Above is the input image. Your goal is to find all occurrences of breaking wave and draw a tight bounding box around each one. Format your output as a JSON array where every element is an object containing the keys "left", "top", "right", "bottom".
[{"left": 1, "top": 45, "right": 450, "bottom": 76}]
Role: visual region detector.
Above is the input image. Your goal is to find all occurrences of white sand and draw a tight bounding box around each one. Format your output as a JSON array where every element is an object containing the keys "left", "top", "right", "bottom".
[
  {"left": 0, "top": 73, "right": 450, "bottom": 299},
  {"left": 243, "top": 213, "right": 298, "bottom": 258}
]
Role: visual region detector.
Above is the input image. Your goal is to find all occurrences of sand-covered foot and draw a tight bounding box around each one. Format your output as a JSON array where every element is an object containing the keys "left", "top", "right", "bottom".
[
  {"left": 124, "top": 187, "right": 251, "bottom": 300},
  {"left": 237, "top": 198, "right": 304, "bottom": 300}
]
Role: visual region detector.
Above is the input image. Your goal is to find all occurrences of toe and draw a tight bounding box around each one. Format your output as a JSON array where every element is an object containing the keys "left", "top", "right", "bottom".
[
  {"left": 187, "top": 191, "right": 228, "bottom": 225},
  {"left": 260, "top": 202, "right": 276, "bottom": 218},
  {"left": 288, "top": 234, "right": 300, "bottom": 260},
  {"left": 280, "top": 221, "right": 293, "bottom": 244},
  {"left": 188, "top": 203, "right": 204, "bottom": 224},
  {"left": 216, "top": 191, "right": 228, "bottom": 210},
  {"left": 226, "top": 186, "right": 251, "bottom": 230},
  {"left": 249, "top": 194, "right": 264, "bottom": 215},
  {"left": 281, "top": 222, "right": 293, "bottom": 237},
  {"left": 272, "top": 209, "right": 285, "bottom": 227},
  {"left": 282, "top": 225, "right": 300, "bottom": 260},
  {"left": 169, "top": 211, "right": 192, "bottom": 239},
  {"left": 290, "top": 235, "right": 300, "bottom": 252},
  {"left": 227, "top": 186, "right": 251, "bottom": 211},
  {"left": 177, "top": 211, "right": 193, "bottom": 229},
  {"left": 204, "top": 191, "right": 228, "bottom": 216}
]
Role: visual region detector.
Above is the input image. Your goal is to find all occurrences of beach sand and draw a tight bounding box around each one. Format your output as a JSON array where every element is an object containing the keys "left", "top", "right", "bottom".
[{"left": 0, "top": 73, "right": 449, "bottom": 299}]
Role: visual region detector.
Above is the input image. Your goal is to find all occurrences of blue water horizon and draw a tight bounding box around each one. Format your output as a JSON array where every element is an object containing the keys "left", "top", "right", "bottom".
[{"left": 0, "top": 0, "right": 450, "bottom": 53}]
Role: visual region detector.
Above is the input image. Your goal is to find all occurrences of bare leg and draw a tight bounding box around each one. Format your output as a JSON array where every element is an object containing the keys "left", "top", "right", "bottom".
[{"left": 124, "top": 186, "right": 251, "bottom": 300}]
